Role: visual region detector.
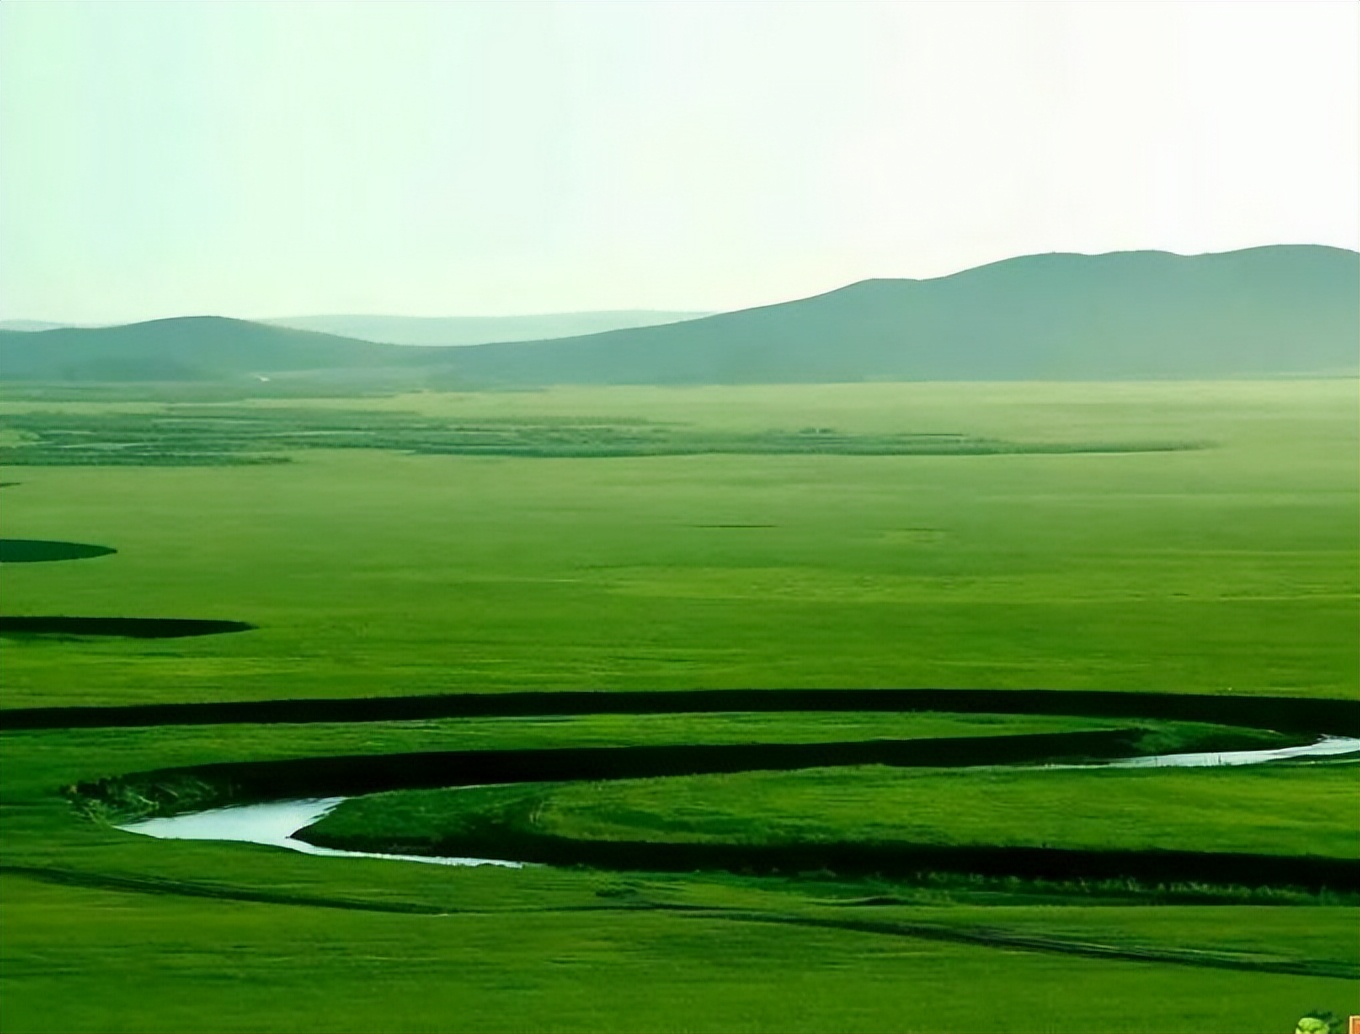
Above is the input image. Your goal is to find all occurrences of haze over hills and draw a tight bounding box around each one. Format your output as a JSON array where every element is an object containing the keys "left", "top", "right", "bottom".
[
  {"left": 0, "top": 317, "right": 403, "bottom": 382},
  {"left": 441, "top": 246, "right": 1359, "bottom": 385},
  {"left": 263, "top": 311, "right": 712, "bottom": 346},
  {"left": 1, "top": 246, "right": 1355, "bottom": 385},
  {"left": 0, "top": 320, "right": 69, "bottom": 333}
]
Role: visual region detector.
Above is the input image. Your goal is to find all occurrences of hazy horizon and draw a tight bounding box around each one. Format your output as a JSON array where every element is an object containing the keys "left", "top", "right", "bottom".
[
  {"left": 2, "top": 1, "right": 1356, "bottom": 324},
  {"left": 3, "top": 242, "right": 1359, "bottom": 329},
  {"left": 0, "top": 308, "right": 713, "bottom": 330}
]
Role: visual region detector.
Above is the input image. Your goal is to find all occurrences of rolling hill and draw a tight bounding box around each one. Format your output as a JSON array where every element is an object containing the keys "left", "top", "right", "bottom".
[
  {"left": 0, "top": 317, "right": 404, "bottom": 382},
  {"left": 263, "top": 311, "right": 712, "bottom": 346},
  {"left": 1, "top": 246, "right": 1354, "bottom": 384},
  {"left": 440, "top": 246, "right": 1359, "bottom": 385}
]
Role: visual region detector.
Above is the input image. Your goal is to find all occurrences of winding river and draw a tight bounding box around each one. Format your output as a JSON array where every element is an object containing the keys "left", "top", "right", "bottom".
[
  {"left": 121, "top": 796, "right": 522, "bottom": 868},
  {"left": 117, "top": 734, "right": 1360, "bottom": 869}
]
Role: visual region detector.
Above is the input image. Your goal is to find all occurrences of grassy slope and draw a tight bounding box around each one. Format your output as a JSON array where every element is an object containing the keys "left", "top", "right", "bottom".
[
  {"left": 310, "top": 764, "right": 1359, "bottom": 860},
  {"left": 1, "top": 381, "right": 1354, "bottom": 706},
  {"left": 0, "top": 380, "right": 1356, "bottom": 1032}
]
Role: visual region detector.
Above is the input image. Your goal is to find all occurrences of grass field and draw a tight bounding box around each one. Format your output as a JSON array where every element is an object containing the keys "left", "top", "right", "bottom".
[
  {"left": 1, "top": 379, "right": 1356, "bottom": 1032},
  {"left": 1, "top": 380, "right": 1356, "bottom": 706},
  {"left": 305, "top": 763, "right": 1360, "bottom": 860}
]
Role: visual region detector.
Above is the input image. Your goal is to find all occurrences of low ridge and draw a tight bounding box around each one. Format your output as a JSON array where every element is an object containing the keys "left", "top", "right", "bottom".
[
  {"left": 0, "top": 316, "right": 402, "bottom": 382},
  {"left": 439, "top": 246, "right": 1360, "bottom": 385},
  {"left": 2, "top": 247, "right": 1354, "bottom": 384},
  {"left": 263, "top": 311, "right": 713, "bottom": 347}
]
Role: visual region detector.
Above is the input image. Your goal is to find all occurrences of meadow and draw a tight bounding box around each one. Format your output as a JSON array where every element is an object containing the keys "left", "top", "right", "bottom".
[
  {"left": 0, "top": 379, "right": 1356, "bottom": 1032},
  {"left": 306, "top": 764, "right": 1360, "bottom": 863}
]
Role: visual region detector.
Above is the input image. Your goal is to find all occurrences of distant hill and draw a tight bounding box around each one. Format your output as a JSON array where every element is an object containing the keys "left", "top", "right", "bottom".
[
  {"left": 0, "top": 317, "right": 403, "bottom": 382},
  {"left": 2, "top": 247, "right": 1354, "bottom": 385},
  {"left": 264, "top": 311, "right": 711, "bottom": 346},
  {"left": 0, "top": 320, "right": 70, "bottom": 333},
  {"left": 440, "top": 246, "right": 1360, "bottom": 385}
]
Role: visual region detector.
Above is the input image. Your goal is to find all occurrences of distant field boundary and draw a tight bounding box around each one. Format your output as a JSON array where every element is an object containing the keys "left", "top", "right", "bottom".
[{"left": 4, "top": 688, "right": 1357, "bottom": 735}]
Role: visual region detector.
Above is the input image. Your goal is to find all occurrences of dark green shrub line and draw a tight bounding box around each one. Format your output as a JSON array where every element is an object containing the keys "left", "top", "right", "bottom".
[
  {"left": 69, "top": 729, "right": 1155, "bottom": 823},
  {"left": 819, "top": 871, "right": 1358, "bottom": 907},
  {"left": 67, "top": 773, "right": 233, "bottom": 826},
  {"left": 9, "top": 688, "right": 1356, "bottom": 735},
  {"left": 296, "top": 817, "right": 1360, "bottom": 895},
  {"left": 0, "top": 406, "right": 1207, "bottom": 466}
]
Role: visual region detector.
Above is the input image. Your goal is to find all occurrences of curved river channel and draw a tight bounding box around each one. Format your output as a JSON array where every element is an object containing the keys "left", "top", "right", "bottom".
[{"left": 118, "top": 735, "right": 1360, "bottom": 869}]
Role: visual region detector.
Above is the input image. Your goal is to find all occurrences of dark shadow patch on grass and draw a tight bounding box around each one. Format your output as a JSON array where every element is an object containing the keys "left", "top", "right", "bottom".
[
  {"left": 0, "top": 539, "right": 117, "bottom": 563},
  {"left": 297, "top": 821, "right": 1360, "bottom": 896},
  {"left": 7, "top": 688, "right": 1357, "bottom": 736},
  {"left": 75, "top": 730, "right": 1147, "bottom": 823},
  {"left": 0, "top": 616, "right": 255, "bottom": 639}
]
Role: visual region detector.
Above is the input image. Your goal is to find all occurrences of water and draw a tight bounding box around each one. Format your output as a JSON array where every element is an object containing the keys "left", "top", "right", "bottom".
[
  {"left": 1060, "top": 734, "right": 1360, "bottom": 767},
  {"left": 119, "top": 796, "right": 522, "bottom": 868},
  {"left": 119, "top": 735, "right": 1359, "bottom": 868}
]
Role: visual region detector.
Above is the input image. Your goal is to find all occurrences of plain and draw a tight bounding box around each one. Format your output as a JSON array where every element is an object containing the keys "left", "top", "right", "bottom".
[{"left": 0, "top": 378, "right": 1356, "bottom": 1033}]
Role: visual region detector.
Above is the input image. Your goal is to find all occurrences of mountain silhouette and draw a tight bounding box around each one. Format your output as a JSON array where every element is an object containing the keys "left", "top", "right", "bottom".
[
  {"left": 264, "top": 311, "right": 711, "bottom": 346},
  {"left": 440, "top": 246, "right": 1359, "bottom": 385},
  {"left": 2, "top": 247, "right": 1354, "bottom": 384},
  {"left": 0, "top": 317, "right": 401, "bottom": 381}
]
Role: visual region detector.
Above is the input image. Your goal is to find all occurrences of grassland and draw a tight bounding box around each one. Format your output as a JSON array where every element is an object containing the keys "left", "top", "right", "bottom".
[
  {"left": 1, "top": 381, "right": 1356, "bottom": 706},
  {"left": 305, "top": 763, "right": 1360, "bottom": 861},
  {"left": 1, "top": 379, "right": 1356, "bottom": 1032}
]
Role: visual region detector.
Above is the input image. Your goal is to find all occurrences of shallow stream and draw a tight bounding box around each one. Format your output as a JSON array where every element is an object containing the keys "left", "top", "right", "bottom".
[
  {"left": 120, "top": 796, "right": 522, "bottom": 868},
  {"left": 117, "top": 735, "right": 1360, "bottom": 868}
]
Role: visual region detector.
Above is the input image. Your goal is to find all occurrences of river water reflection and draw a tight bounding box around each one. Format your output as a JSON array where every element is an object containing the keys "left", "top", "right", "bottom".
[
  {"left": 119, "top": 736, "right": 1360, "bottom": 866},
  {"left": 119, "top": 796, "right": 521, "bottom": 868}
]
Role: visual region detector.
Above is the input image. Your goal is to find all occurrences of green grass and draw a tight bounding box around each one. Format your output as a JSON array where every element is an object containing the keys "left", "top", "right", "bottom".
[
  {"left": 1, "top": 380, "right": 1355, "bottom": 705},
  {"left": 0, "top": 380, "right": 1356, "bottom": 1032},
  {"left": 311, "top": 763, "right": 1358, "bottom": 860},
  {"left": 4, "top": 710, "right": 1144, "bottom": 822},
  {"left": 4, "top": 874, "right": 1354, "bottom": 1034}
]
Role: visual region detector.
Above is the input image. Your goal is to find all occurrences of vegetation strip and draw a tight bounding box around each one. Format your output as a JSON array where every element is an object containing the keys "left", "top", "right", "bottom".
[
  {"left": 0, "top": 405, "right": 1202, "bottom": 466},
  {"left": 7, "top": 688, "right": 1359, "bottom": 734},
  {"left": 308, "top": 823, "right": 1356, "bottom": 892}
]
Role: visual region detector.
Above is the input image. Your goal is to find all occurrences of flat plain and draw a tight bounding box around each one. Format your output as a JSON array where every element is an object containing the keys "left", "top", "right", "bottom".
[{"left": 1, "top": 379, "right": 1356, "bottom": 1032}]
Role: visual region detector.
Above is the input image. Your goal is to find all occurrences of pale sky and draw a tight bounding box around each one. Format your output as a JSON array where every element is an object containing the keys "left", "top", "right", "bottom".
[{"left": 1, "top": 0, "right": 1356, "bottom": 324}]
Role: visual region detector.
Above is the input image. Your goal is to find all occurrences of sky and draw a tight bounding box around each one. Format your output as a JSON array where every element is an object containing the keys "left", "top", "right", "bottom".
[{"left": 1, "top": 0, "right": 1356, "bottom": 324}]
